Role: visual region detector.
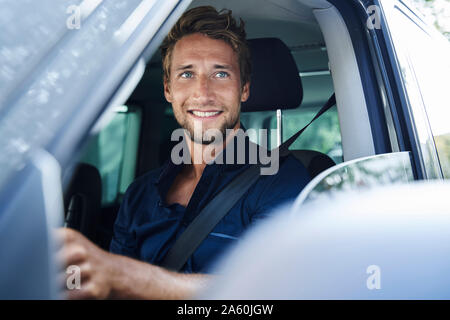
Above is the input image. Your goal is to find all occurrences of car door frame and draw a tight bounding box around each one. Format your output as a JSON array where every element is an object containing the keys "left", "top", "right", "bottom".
[{"left": 365, "top": 0, "right": 444, "bottom": 180}]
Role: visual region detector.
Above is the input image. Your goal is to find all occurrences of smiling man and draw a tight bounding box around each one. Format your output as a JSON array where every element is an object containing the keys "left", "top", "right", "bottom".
[
  {"left": 58, "top": 6, "right": 311, "bottom": 299},
  {"left": 166, "top": 32, "right": 246, "bottom": 145}
]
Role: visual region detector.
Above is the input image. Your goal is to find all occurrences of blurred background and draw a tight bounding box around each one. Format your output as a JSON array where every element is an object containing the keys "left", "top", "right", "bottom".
[{"left": 411, "top": 0, "right": 450, "bottom": 40}]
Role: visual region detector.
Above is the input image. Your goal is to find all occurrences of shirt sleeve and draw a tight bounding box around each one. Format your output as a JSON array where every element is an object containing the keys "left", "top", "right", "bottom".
[
  {"left": 249, "top": 155, "right": 311, "bottom": 224},
  {"left": 109, "top": 185, "right": 139, "bottom": 259}
]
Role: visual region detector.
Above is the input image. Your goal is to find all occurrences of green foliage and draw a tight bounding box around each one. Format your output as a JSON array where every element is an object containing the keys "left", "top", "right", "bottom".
[
  {"left": 434, "top": 134, "right": 450, "bottom": 178},
  {"left": 410, "top": 0, "right": 450, "bottom": 40},
  {"left": 281, "top": 107, "right": 343, "bottom": 163}
]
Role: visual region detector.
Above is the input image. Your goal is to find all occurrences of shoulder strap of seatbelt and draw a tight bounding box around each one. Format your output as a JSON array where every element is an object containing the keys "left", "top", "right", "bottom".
[
  {"left": 279, "top": 93, "right": 336, "bottom": 156},
  {"left": 160, "top": 164, "right": 262, "bottom": 271},
  {"left": 161, "top": 93, "right": 336, "bottom": 271}
]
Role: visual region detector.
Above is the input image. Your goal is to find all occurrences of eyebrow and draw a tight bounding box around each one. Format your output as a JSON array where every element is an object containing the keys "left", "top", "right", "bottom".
[
  {"left": 174, "top": 64, "right": 233, "bottom": 71},
  {"left": 213, "top": 64, "right": 232, "bottom": 70},
  {"left": 175, "top": 65, "right": 193, "bottom": 71}
]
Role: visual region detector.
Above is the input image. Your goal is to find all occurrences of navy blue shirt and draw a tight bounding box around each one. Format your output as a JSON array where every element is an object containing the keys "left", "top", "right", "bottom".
[{"left": 110, "top": 135, "right": 311, "bottom": 273}]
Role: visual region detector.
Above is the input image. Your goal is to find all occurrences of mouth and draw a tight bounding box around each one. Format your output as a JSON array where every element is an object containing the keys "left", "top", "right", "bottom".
[{"left": 188, "top": 110, "right": 223, "bottom": 119}]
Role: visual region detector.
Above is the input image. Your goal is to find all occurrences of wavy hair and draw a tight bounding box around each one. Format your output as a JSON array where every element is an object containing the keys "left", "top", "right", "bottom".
[{"left": 160, "top": 6, "right": 251, "bottom": 87}]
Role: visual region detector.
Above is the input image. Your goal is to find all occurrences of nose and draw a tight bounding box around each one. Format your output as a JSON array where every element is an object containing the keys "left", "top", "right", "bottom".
[{"left": 192, "top": 75, "right": 214, "bottom": 103}]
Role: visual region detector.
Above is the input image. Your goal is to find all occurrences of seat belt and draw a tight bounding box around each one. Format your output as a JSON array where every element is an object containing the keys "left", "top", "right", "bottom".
[
  {"left": 161, "top": 93, "right": 336, "bottom": 271},
  {"left": 160, "top": 164, "right": 262, "bottom": 271},
  {"left": 280, "top": 93, "right": 336, "bottom": 156}
]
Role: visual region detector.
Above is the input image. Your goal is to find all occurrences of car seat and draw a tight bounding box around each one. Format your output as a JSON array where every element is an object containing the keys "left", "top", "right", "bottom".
[
  {"left": 63, "top": 163, "right": 102, "bottom": 243},
  {"left": 241, "top": 37, "right": 335, "bottom": 178}
]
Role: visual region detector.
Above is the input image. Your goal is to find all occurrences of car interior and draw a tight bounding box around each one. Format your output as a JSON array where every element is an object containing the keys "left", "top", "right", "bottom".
[{"left": 62, "top": 0, "right": 383, "bottom": 250}]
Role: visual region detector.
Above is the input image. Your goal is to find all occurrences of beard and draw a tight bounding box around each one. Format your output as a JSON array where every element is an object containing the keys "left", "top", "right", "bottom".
[{"left": 174, "top": 108, "right": 240, "bottom": 145}]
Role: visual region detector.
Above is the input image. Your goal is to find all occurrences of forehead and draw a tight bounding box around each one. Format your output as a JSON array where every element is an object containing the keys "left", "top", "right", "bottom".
[{"left": 171, "top": 33, "right": 238, "bottom": 68}]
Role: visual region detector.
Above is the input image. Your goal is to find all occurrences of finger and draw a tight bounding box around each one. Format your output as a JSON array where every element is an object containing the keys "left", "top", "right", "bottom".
[
  {"left": 57, "top": 272, "right": 83, "bottom": 294},
  {"left": 59, "top": 267, "right": 91, "bottom": 293},
  {"left": 55, "top": 227, "right": 87, "bottom": 245},
  {"left": 57, "top": 244, "right": 88, "bottom": 267},
  {"left": 54, "top": 227, "right": 71, "bottom": 243},
  {"left": 65, "top": 283, "right": 101, "bottom": 300}
]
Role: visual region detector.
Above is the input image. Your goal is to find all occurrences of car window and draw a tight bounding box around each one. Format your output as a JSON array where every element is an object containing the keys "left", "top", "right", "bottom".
[
  {"left": 78, "top": 106, "right": 141, "bottom": 205},
  {"left": 282, "top": 104, "right": 342, "bottom": 164},
  {"left": 0, "top": 0, "right": 177, "bottom": 194},
  {"left": 390, "top": 10, "right": 450, "bottom": 178},
  {"left": 381, "top": 1, "right": 448, "bottom": 179},
  {"left": 240, "top": 74, "right": 342, "bottom": 164},
  {"left": 293, "top": 152, "right": 414, "bottom": 207},
  {"left": 0, "top": 0, "right": 83, "bottom": 111}
]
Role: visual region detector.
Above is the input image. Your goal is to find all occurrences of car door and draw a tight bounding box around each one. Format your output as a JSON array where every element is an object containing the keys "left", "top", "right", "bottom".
[
  {"left": 293, "top": 0, "right": 450, "bottom": 206},
  {"left": 0, "top": 0, "right": 191, "bottom": 299}
]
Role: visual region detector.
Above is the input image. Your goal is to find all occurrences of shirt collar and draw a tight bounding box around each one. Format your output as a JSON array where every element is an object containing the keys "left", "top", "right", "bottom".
[{"left": 154, "top": 123, "right": 266, "bottom": 185}]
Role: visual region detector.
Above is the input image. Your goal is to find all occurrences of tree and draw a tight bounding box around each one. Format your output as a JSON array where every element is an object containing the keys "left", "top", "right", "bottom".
[{"left": 410, "top": 0, "right": 450, "bottom": 40}]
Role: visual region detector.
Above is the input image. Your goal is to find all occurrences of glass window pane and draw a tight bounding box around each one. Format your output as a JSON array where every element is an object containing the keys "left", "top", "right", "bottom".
[
  {"left": 396, "top": 27, "right": 450, "bottom": 178},
  {"left": 382, "top": 2, "right": 450, "bottom": 178},
  {"left": 79, "top": 107, "right": 141, "bottom": 205},
  {"left": 293, "top": 152, "right": 414, "bottom": 206},
  {"left": 0, "top": 0, "right": 82, "bottom": 106},
  {"left": 241, "top": 106, "right": 342, "bottom": 164},
  {"left": 0, "top": 0, "right": 157, "bottom": 192},
  {"left": 282, "top": 106, "right": 342, "bottom": 164}
]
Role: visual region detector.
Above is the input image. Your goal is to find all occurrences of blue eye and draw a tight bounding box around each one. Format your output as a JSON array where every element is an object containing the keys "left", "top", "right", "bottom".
[
  {"left": 180, "top": 71, "right": 193, "bottom": 78},
  {"left": 215, "top": 71, "right": 229, "bottom": 78}
]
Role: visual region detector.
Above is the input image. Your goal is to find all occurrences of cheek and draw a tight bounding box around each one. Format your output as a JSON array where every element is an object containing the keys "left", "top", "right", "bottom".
[
  {"left": 169, "top": 84, "right": 188, "bottom": 105},
  {"left": 212, "top": 83, "right": 241, "bottom": 102}
]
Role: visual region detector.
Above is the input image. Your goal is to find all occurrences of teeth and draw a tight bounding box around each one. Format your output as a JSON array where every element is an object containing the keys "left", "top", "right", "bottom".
[{"left": 191, "top": 111, "right": 221, "bottom": 117}]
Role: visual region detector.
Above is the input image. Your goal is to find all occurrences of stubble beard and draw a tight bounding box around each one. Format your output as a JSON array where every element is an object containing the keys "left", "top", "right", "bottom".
[{"left": 175, "top": 108, "right": 240, "bottom": 145}]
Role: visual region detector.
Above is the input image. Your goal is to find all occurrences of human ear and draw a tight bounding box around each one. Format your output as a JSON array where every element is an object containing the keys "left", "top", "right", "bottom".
[
  {"left": 240, "top": 82, "right": 250, "bottom": 102},
  {"left": 163, "top": 77, "right": 172, "bottom": 103}
]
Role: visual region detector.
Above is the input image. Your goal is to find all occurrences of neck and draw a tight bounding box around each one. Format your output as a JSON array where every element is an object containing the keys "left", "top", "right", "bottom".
[{"left": 185, "top": 122, "right": 240, "bottom": 179}]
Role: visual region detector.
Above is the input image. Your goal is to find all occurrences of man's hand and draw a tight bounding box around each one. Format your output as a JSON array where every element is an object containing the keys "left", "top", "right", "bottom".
[
  {"left": 56, "top": 228, "right": 211, "bottom": 299},
  {"left": 56, "top": 228, "right": 117, "bottom": 299}
]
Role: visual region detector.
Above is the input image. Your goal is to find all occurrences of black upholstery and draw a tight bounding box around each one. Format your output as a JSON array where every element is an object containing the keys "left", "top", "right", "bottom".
[
  {"left": 241, "top": 38, "right": 303, "bottom": 112},
  {"left": 64, "top": 163, "right": 102, "bottom": 243},
  {"left": 290, "top": 150, "right": 335, "bottom": 179},
  {"left": 241, "top": 37, "right": 335, "bottom": 177}
]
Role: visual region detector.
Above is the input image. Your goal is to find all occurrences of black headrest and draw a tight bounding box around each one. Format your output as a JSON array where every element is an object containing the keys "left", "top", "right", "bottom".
[{"left": 241, "top": 38, "right": 303, "bottom": 112}]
